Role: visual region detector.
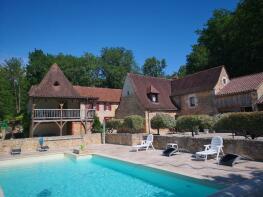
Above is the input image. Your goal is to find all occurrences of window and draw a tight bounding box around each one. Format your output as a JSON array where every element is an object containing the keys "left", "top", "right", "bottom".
[
  {"left": 222, "top": 77, "right": 227, "bottom": 85},
  {"left": 96, "top": 104, "right": 100, "bottom": 111},
  {"left": 104, "top": 103, "right": 111, "bottom": 111},
  {"left": 53, "top": 81, "right": 60, "bottom": 86},
  {"left": 127, "top": 91, "right": 130, "bottom": 96},
  {"left": 148, "top": 93, "right": 158, "bottom": 103},
  {"left": 189, "top": 96, "right": 197, "bottom": 107},
  {"left": 240, "top": 106, "right": 252, "bottom": 112}
]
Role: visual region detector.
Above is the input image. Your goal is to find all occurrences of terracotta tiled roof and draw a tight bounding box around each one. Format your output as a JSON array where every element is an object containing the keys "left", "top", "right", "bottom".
[
  {"left": 217, "top": 72, "right": 263, "bottom": 96},
  {"left": 29, "top": 64, "right": 83, "bottom": 98},
  {"left": 128, "top": 73, "right": 177, "bottom": 111},
  {"left": 74, "top": 86, "right": 122, "bottom": 103},
  {"left": 171, "top": 66, "right": 223, "bottom": 96},
  {"left": 257, "top": 95, "right": 263, "bottom": 104}
]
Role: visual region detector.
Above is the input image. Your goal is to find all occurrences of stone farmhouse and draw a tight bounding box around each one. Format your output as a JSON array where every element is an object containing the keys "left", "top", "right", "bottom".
[
  {"left": 28, "top": 64, "right": 263, "bottom": 136},
  {"left": 116, "top": 66, "right": 263, "bottom": 132},
  {"left": 28, "top": 64, "right": 121, "bottom": 137}
]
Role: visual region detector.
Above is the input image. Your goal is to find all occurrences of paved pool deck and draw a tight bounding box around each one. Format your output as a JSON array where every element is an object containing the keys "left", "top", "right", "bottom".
[{"left": 0, "top": 144, "right": 262, "bottom": 186}]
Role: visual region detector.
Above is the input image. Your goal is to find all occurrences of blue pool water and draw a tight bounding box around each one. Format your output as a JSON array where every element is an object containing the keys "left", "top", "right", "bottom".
[{"left": 0, "top": 155, "right": 222, "bottom": 197}]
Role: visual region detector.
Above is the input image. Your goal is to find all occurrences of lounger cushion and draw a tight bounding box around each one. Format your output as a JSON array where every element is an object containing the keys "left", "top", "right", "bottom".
[
  {"left": 163, "top": 147, "right": 177, "bottom": 157},
  {"left": 219, "top": 154, "right": 240, "bottom": 166}
]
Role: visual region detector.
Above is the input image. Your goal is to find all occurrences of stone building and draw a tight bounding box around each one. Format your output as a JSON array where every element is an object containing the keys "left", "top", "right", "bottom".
[
  {"left": 116, "top": 66, "right": 263, "bottom": 133},
  {"left": 216, "top": 72, "right": 263, "bottom": 112},
  {"left": 28, "top": 64, "right": 121, "bottom": 137},
  {"left": 115, "top": 73, "right": 178, "bottom": 133}
]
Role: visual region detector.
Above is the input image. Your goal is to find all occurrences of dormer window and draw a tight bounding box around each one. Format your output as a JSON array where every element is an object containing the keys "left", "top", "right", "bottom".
[
  {"left": 147, "top": 85, "right": 159, "bottom": 103},
  {"left": 53, "top": 81, "right": 60, "bottom": 86},
  {"left": 148, "top": 93, "right": 158, "bottom": 103}
]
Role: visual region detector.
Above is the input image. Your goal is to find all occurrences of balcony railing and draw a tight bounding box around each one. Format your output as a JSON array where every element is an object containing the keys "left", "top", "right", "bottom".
[{"left": 33, "top": 109, "right": 95, "bottom": 120}]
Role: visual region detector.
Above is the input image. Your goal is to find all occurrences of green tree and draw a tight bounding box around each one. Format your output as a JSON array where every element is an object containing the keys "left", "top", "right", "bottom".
[
  {"left": 100, "top": 47, "right": 137, "bottom": 88},
  {"left": 0, "top": 68, "right": 15, "bottom": 119},
  {"left": 151, "top": 114, "right": 176, "bottom": 135},
  {"left": 185, "top": 0, "right": 263, "bottom": 77},
  {"left": 142, "top": 57, "right": 167, "bottom": 77}
]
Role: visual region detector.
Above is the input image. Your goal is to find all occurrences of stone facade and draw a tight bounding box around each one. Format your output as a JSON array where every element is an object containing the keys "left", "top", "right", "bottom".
[
  {"left": 0, "top": 134, "right": 101, "bottom": 154},
  {"left": 115, "top": 77, "right": 145, "bottom": 118},
  {"left": 172, "top": 66, "right": 229, "bottom": 116},
  {"left": 176, "top": 91, "right": 217, "bottom": 115}
]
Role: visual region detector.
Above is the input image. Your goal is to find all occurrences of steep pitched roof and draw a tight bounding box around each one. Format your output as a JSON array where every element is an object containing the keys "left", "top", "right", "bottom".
[
  {"left": 171, "top": 66, "right": 223, "bottom": 96},
  {"left": 74, "top": 86, "right": 122, "bottom": 103},
  {"left": 217, "top": 72, "right": 263, "bottom": 96},
  {"left": 29, "top": 63, "right": 82, "bottom": 98},
  {"left": 128, "top": 73, "right": 177, "bottom": 111}
]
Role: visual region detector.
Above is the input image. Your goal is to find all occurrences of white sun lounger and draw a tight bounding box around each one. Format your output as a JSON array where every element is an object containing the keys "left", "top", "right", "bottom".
[
  {"left": 132, "top": 134, "right": 155, "bottom": 151},
  {"left": 195, "top": 136, "right": 224, "bottom": 161}
]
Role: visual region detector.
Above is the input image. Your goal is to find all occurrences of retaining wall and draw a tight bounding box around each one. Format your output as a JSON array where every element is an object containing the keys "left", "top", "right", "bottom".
[
  {"left": 0, "top": 133, "right": 102, "bottom": 154},
  {"left": 106, "top": 133, "right": 263, "bottom": 161}
]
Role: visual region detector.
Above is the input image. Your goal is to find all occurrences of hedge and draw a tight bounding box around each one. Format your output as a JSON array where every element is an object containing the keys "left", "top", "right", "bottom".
[
  {"left": 151, "top": 114, "right": 176, "bottom": 135},
  {"left": 176, "top": 115, "right": 214, "bottom": 136},
  {"left": 118, "top": 115, "right": 144, "bottom": 133},
  {"left": 105, "top": 119, "right": 123, "bottom": 130},
  {"left": 213, "top": 112, "right": 263, "bottom": 139}
]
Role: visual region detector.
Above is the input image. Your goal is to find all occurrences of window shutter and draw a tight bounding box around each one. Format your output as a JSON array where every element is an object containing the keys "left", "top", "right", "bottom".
[
  {"left": 109, "top": 104, "right": 112, "bottom": 111},
  {"left": 96, "top": 104, "right": 99, "bottom": 111},
  {"left": 104, "top": 103, "right": 106, "bottom": 111}
]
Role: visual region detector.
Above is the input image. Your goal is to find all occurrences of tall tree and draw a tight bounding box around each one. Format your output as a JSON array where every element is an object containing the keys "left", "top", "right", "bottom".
[
  {"left": 1, "top": 58, "right": 27, "bottom": 115},
  {"left": 142, "top": 57, "right": 167, "bottom": 77},
  {"left": 185, "top": 0, "right": 263, "bottom": 77},
  {"left": 100, "top": 47, "right": 137, "bottom": 88},
  {"left": 0, "top": 67, "right": 15, "bottom": 119}
]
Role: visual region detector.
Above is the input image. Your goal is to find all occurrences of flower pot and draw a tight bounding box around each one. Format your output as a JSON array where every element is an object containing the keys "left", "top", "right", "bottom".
[{"left": 204, "top": 129, "right": 209, "bottom": 134}]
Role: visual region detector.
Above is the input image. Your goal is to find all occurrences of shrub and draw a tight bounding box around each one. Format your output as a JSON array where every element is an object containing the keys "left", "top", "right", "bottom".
[
  {"left": 213, "top": 112, "right": 263, "bottom": 139},
  {"left": 120, "top": 115, "right": 144, "bottom": 133},
  {"left": 176, "top": 115, "right": 200, "bottom": 135},
  {"left": 92, "top": 116, "right": 103, "bottom": 133},
  {"left": 151, "top": 114, "right": 176, "bottom": 135},
  {"left": 105, "top": 119, "right": 123, "bottom": 130},
  {"left": 198, "top": 115, "right": 214, "bottom": 130}
]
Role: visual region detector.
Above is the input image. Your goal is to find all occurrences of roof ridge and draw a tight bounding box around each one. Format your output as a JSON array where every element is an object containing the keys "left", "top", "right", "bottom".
[
  {"left": 128, "top": 73, "right": 171, "bottom": 81},
  {"left": 174, "top": 65, "right": 224, "bottom": 81},
  {"left": 73, "top": 85, "right": 122, "bottom": 91}
]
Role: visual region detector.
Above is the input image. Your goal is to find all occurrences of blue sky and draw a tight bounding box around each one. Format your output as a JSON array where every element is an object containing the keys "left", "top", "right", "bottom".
[{"left": 0, "top": 0, "right": 238, "bottom": 74}]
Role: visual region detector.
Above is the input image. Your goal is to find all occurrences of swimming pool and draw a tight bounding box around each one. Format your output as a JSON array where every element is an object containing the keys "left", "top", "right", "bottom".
[{"left": 0, "top": 154, "right": 222, "bottom": 197}]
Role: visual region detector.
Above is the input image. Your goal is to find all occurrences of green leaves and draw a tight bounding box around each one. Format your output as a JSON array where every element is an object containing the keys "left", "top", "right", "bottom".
[
  {"left": 142, "top": 57, "right": 167, "bottom": 77},
  {"left": 185, "top": 0, "right": 263, "bottom": 77}
]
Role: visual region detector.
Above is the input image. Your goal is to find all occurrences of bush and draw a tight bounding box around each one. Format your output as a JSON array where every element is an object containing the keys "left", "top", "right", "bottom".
[
  {"left": 176, "top": 115, "right": 201, "bottom": 136},
  {"left": 120, "top": 115, "right": 144, "bottom": 133},
  {"left": 92, "top": 116, "right": 103, "bottom": 133},
  {"left": 106, "top": 119, "right": 123, "bottom": 130},
  {"left": 198, "top": 115, "right": 214, "bottom": 130},
  {"left": 151, "top": 114, "right": 176, "bottom": 135},
  {"left": 213, "top": 112, "right": 263, "bottom": 139}
]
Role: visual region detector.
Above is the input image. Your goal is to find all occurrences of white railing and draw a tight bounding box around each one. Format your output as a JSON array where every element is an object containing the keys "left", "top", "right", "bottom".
[{"left": 33, "top": 109, "right": 95, "bottom": 120}]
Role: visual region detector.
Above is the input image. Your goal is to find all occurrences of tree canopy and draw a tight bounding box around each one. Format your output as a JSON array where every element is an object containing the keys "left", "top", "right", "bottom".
[
  {"left": 142, "top": 57, "right": 167, "bottom": 77},
  {"left": 182, "top": 0, "right": 263, "bottom": 77}
]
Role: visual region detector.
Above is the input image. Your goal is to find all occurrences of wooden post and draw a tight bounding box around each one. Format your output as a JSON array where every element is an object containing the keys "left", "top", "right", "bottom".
[
  {"left": 30, "top": 103, "right": 36, "bottom": 137},
  {"left": 59, "top": 103, "right": 64, "bottom": 136},
  {"left": 85, "top": 108, "right": 88, "bottom": 134}
]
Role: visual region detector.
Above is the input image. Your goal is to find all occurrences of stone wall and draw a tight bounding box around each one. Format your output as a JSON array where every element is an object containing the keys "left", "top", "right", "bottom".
[
  {"left": 105, "top": 133, "right": 263, "bottom": 161},
  {"left": 177, "top": 90, "right": 218, "bottom": 115},
  {"left": 153, "top": 135, "right": 263, "bottom": 161},
  {"left": 105, "top": 133, "right": 145, "bottom": 146},
  {"left": 0, "top": 133, "right": 102, "bottom": 154}
]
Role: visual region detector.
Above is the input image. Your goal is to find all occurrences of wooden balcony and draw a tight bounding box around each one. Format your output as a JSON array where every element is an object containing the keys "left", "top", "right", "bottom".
[{"left": 33, "top": 109, "right": 96, "bottom": 122}]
